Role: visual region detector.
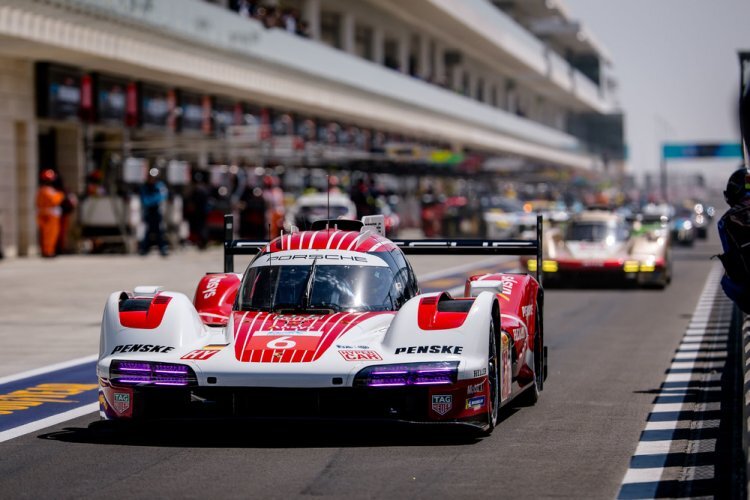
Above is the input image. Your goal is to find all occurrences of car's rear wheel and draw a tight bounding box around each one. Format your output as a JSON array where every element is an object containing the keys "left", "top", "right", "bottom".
[{"left": 484, "top": 321, "right": 500, "bottom": 433}]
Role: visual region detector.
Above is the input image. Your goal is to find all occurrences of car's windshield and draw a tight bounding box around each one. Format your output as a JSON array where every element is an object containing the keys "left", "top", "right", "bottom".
[
  {"left": 298, "top": 205, "right": 350, "bottom": 220},
  {"left": 567, "top": 221, "right": 629, "bottom": 243},
  {"left": 238, "top": 262, "right": 397, "bottom": 312}
]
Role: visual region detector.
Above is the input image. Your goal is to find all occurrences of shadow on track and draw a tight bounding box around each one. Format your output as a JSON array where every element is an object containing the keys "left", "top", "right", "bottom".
[
  {"left": 37, "top": 404, "right": 519, "bottom": 448},
  {"left": 37, "top": 406, "right": 519, "bottom": 448}
]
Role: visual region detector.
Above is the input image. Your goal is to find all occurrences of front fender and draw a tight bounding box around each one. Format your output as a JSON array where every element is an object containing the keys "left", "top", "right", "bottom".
[
  {"left": 382, "top": 291, "right": 497, "bottom": 379},
  {"left": 98, "top": 291, "right": 208, "bottom": 376}
]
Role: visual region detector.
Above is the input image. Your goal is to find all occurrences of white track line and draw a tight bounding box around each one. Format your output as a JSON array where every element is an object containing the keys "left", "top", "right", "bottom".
[
  {"left": 0, "top": 354, "right": 98, "bottom": 386},
  {"left": 0, "top": 403, "right": 99, "bottom": 443}
]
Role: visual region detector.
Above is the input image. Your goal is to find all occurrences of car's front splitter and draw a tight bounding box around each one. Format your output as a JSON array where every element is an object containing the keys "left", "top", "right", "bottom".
[{"left": 98, "top": 376, "right": 491, "bottom": 428}]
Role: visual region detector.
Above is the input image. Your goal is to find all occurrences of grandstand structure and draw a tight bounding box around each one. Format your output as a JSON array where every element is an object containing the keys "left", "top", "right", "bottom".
[{"left": 0, "top": 0, "right": 623, "bottom": 256}]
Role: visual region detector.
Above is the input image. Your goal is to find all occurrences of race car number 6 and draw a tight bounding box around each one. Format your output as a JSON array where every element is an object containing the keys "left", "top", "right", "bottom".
[{"left": 266, "top": 336, "right": 296, "bottom": 349}]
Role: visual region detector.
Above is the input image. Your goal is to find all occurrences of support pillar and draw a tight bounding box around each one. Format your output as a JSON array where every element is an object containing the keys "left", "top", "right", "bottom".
[
  {"left": 397, "top": 32, "right": 409, "bottom": 74},
  {"left": 302, "top": 0, "right": 321, "bottom": 41},
  {"left": 433, "top": 41, "right": 445, "bottom": 84},
  {"left": 372, "top": 26, "right": 385, "bottom": 65},
  {"left": 418, "top": 34, "right": 431, "bottom": 80},
  {"left": 341, "top": 11, "right": 355, "bottom": 55}
]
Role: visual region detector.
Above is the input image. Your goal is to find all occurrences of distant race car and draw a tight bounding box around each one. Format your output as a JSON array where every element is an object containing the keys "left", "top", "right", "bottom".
[
  {"left": 481, "top": 196, "right": 533, "bottom": 239},
  {"left": 522, "top": 209, "right": 671, "bottom": 288},
  {"left": 285, "top": 192, "right": 357, "bottom": 231},
  {"left": 97, "top": 215, "right": 547, "bottom": 433},
  {"left": 671, "top": 208, "right": 696, "bottom": 247}
]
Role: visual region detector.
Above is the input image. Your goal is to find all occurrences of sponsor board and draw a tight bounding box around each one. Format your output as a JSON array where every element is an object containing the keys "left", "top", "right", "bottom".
[
  {"left": 465, "top": 396, "right": 486, "bottom": 410},
  {"left": 339, "top": 350, "right": 383, "bottom": 361},
  {"left": 431, "top": 394, "right": 453, "bottom": 416},
  {"left": 395, "top": 345, "right": 463, "bottom": 355},
  {"left": 111, "top": 344, "right": 174, "bottom": 354},
  {"left": 113, "top": 392, "right": 130, "bottom": 414}
]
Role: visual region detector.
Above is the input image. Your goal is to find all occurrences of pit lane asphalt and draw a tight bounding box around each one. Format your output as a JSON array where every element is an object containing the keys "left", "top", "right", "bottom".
[{"left": 0, "top": 235, "right": 722, "bottom": 499}]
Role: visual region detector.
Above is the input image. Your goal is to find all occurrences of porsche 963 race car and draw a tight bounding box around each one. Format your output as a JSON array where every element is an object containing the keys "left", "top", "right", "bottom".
[{"left": 97, "top": 215, "right": 547, "bottom": 433}]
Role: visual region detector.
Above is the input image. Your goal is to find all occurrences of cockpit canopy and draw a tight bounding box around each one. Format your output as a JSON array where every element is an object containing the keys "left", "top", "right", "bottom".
[{"left": 237, "top": 248, "right": 417, "bottom": 313}]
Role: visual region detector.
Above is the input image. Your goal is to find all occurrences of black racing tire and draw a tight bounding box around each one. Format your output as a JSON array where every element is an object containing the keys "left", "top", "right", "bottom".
[{"left": 484, "top": 320, "right": 500, "bottom": 434}]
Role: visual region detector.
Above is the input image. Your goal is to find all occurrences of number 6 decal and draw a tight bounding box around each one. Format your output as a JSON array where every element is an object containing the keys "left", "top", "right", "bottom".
[{"left": 266, "top": 336, "right": 296, "bottom": 349}]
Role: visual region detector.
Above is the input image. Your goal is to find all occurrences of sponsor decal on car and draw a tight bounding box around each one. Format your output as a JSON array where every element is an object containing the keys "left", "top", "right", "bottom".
[
  {"left": 501, "top": 334, "right": 512, "bottom": 401},
  {"left": 113, "top": 392, "right": 130, "bottom": 414},
  {"left": 431, "top": 394, "right": 453, "bottom": 416},
  {"left": 254, "top": 330, "right": 323, "bottom": 337},
  {"left": 202, "top": 276, "right": 222, "bottom": 299},
  {"left": 250, "top": 330, "right": 324, "bottom": 351},
  {"left": 336, "top": 344, "right": 373, "bottom": 350},
  {"left": 267, "top": 254, "right": 367, "bottom": 263},
  {"left": 512, "top": 326, "right": 527, "bottom": 342},
  {"left": 473, "top": 368, "right": 487, "bottom": 377},
  {"left": 522, "top": 304, "right": 534, "bottom": 319},
  {"left": 338, "top": 350, "right": 383, "bottom": 361},
  {"left": 497, "top": 275, "right": 518, "bottom": 301},
  {"left": 394, "top": 345, "right": 463, "bottom": 355},
  {"left": 465, "top": 396, "right": 486, "bottom": 410},
  {"left": 111, "top": 344, "right": 174, "bottom": 354},
  {"left": 181, "top": 345, "right": 225, "bottom": 360},
  {"left": 467, "top": 381, "right": 485, "bottom": 395}
]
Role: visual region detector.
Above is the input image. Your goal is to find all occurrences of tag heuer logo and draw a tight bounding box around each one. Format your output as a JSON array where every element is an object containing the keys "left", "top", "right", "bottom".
[
  {"left": 431, "top": 394, "right": 452, "bottom": 416},
  {"left": 113, "top": 392, "right": 130, "bottom": 414}
]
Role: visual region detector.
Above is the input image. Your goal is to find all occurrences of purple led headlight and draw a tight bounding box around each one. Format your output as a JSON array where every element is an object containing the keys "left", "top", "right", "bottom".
[
  {"left": 354, "top": 362, "right": 459, "bottom": 388},
  {"left": 110, "top": 360, "right": 197, "bottom": 387}
]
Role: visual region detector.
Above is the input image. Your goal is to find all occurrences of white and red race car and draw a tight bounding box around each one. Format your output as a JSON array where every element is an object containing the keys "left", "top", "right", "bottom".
[{"left": 97, "top": 215, "right": 547, "bottom": 433}]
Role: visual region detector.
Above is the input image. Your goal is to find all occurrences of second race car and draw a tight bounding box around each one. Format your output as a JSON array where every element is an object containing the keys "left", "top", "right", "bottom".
[{"left": 522, "top": 208, "right": 671, "bottom": 288}]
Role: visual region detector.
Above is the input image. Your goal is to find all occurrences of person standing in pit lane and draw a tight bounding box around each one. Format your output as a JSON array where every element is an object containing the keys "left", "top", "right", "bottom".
[
  {"left": 36, "top": 169, "right": 65, "bottom": 258},
  {"left": 717, "top": 168, "right": 750, "bottom": 313},
  {"left": 139, "top": 168, "right": 169, "bottom": 256}
]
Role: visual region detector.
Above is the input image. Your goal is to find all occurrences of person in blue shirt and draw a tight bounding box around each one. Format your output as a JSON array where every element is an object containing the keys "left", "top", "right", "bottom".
[
  {"left": 718, "top": 168, "right": 750, "bottom": 312},
  {"left": 139, "top": 168, "right": 169, "bottom": 256}
]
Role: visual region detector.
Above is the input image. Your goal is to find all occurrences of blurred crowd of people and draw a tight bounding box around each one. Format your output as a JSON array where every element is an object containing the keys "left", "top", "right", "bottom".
[
  {"left": 34, "top": 158, "right": 727, "bottom": 261},
  {"left": 228, "top": 0, "right": 309, "bottom": 37}
]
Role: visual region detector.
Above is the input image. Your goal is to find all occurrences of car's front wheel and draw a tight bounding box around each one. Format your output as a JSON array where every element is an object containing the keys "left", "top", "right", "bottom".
[{"left": 484, "top": 321, "right": 500, "bottom": 433}]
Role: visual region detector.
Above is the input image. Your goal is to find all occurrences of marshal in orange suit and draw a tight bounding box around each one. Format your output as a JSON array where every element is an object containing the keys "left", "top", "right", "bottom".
[{"left": 36, "top": 169, "right": 65, "bottom": 257}]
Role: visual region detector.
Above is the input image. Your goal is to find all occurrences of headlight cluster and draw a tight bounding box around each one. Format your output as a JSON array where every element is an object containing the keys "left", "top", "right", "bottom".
[
  {"left": 110, "top": 360, "right": 198, "bottom": 386},
  {"left": 527, "top": 260, "right": 558, "bottom": 272},
  {"left": 624, "top": 260, "right": 656, "bottom": 273},
  {"left": 354, "top": 361, "right": 459, "bottom": 387}
]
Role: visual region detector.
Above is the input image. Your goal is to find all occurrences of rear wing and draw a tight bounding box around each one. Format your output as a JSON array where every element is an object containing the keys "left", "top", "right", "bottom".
[
  {"left": 222, "top": 213, "right": 544, "bottom": 283},
  {"left": 392, "top": 214, "right": 543, "bottom": 283}
]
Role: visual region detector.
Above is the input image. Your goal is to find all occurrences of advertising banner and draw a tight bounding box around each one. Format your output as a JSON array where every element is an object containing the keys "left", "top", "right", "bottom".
[{"left": 35, "top": 63, "right": 82, "bottom": 121}]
